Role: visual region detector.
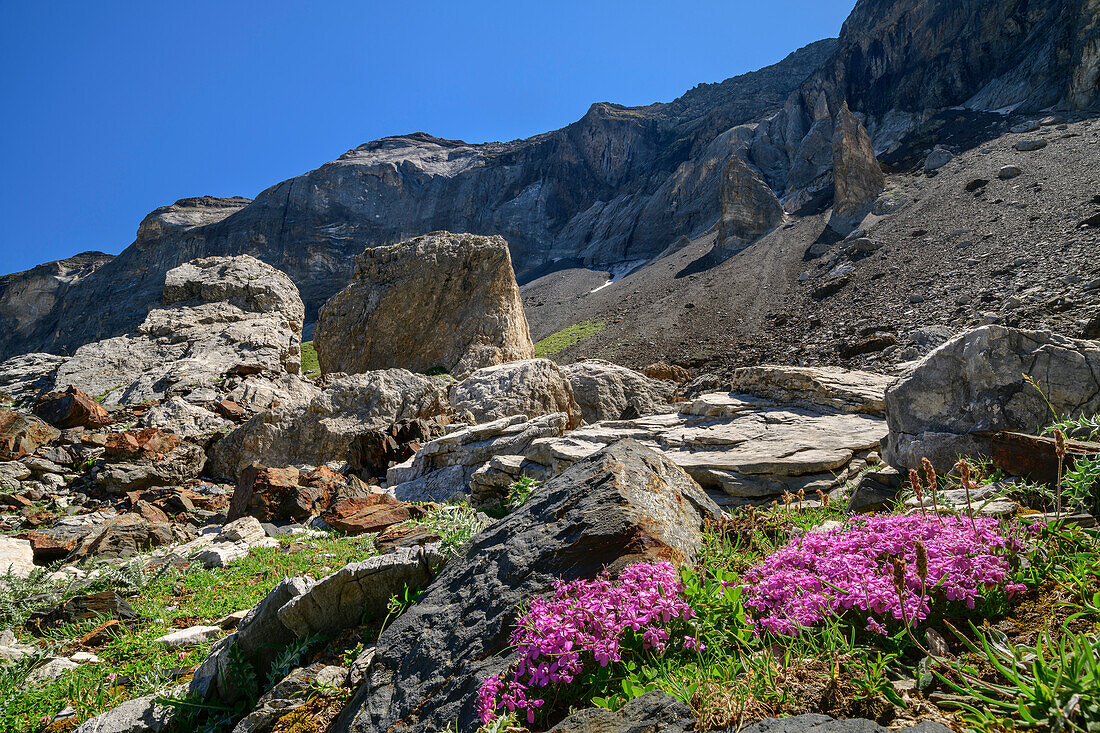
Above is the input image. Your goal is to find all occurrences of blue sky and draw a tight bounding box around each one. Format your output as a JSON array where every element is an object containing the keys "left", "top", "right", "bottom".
[{"left": 0, "top": 1, "right": 855, "bottom": 275}]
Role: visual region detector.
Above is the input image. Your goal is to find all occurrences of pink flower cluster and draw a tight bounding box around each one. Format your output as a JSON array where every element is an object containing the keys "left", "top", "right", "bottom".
[
  {"left": 742, "top": 514, "right": 1024, "bottom": 635},
  {"left": 477, "top": 561, "right": 699, "bottom": 725}
]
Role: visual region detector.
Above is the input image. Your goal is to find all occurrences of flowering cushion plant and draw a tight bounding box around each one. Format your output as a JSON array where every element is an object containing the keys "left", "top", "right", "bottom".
[
  {"left": 741, "top": 514, "right": 1026, "bottom": 636},
  {"left": 477, "top": 561, "right": 702, "bottom": 725}
]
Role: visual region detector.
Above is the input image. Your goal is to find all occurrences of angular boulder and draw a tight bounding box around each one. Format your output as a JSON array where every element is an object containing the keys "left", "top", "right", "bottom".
[
  {"left": 227, "top": 466, "right": 343, "bottom": 523},
  {"left": 33, "top": 385, "right": 111, "bottom": 429},
  {"left": 207, "top": 370, "right": 449, "bottom": 481},
  {"left": 342, "top": 439, "right": 721, "bottom": 733},
  {"left": 0, "top": 410, "right": 59, "bottom": 460},
  {"left": 562, "top": 359, "right": 677, "bottom": 423},
  {"left": 315, "top": 232, "right": 533, "bottom": 379},
  {"left": 94, "top": 428, "right": 205, "bottom": 494},
  {"left": 449, "top": 359, "right": 581, "bottom": 428},
  {"left": 882, "top": 326, "right": 1100, "bottom": 471},
  {"left": 51, "top": 255, "right": 305, "bottom": 406}
]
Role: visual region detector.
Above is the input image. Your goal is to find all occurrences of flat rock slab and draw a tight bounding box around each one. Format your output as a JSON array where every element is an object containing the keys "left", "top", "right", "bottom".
[
  {"left": 728, "top": 365, "right": 892, "bottom": 416},
  {"left": 524, "top": 393, "right": 884, "bottom": 498}
]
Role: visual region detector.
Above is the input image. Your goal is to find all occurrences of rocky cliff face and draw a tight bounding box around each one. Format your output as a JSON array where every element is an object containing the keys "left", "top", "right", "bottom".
[{"left": 2, "top": 0, "right": 1098, "bottom": 364}]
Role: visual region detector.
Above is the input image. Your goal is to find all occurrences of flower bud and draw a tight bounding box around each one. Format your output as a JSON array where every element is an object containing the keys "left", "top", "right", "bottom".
[{"left": 1054, "top": 429, "right": 1067, "bottom": 459}]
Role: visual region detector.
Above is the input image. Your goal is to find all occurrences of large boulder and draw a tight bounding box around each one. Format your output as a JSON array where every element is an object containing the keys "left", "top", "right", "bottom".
[
  {"left": 33, "top": 385, "right": 112, "bottom": 429},
  {"left": 449, "top": 359, "right": 581, "bottom": 428},
  {"left": 315, "top": 232, "right": 534, "bottom": 379},
  {"left": 50, "top": 255, "right": 305, "bottom": 406},
  {"left": 207, "top": 370, "right": 450, "bottom": 480},
  {"left": 93, "top": 428, "right": 205, "bottom": 494},
  {"left": 341, "top": 439, "right": 722, "bottom": 733},
  {"left": 562, "top": 359, "right": 677, "bottom": 423},
  {"left": 0, "top": 410, "right": 59, "bottom": 460},
  {"left": 882, "top": 326, "right": 1100, "bottom": 471}
]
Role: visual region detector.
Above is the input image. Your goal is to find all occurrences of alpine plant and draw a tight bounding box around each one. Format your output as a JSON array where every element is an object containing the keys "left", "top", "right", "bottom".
[
  {"left": 477, "top": 561, "right": 701, "bottom": 725},
  {"left": 742, "top": 514, "right": 1025, "bottom": 635}
]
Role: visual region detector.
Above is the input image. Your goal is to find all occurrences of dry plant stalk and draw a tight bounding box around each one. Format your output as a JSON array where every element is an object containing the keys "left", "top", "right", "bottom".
[
  {"left": 910, "top": 468, "right": 926, "bottom": 516},
  {"left": 921, "top": 458, "right": 944, "bottom": 523},
  {"left": 956, "top": 459, "right": 977, "bottom": 532},
  {"left": 1054, "top": 428, "right": 1067, "bottom": 517}
]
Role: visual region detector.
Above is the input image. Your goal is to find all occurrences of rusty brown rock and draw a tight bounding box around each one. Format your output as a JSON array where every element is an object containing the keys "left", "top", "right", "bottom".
[
  {"left": 33, "top": 385, "right": 112, "bottom": 429},
  {"left": 102, "top": 428, "right": 182, "bottom": 461},
  {"left": 133, "top": 500, "right": 171, "bottom": 524},
  {"left": 18, "top": 529, "right": 83, "bottom": 563},
  {"left": 321, "top": 495, "right": 412, "bottom": 535},
  {"left": 215, "top": 400, "right": 245, "bottom": 420},
  {"left": 0, "top": 409, "right": 60, "bottom": 460},
  {"left": 229, "top": 465, "right": 335, "bottom": 522}
]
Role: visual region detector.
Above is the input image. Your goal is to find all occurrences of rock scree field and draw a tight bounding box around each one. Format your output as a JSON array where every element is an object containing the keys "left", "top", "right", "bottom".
[{"left": 1, "top": 0, "right": 1100, "bottom": 731}]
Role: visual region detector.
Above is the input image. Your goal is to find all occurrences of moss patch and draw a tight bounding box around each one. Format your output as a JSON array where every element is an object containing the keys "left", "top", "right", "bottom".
[{"left": 533, "top": 320, "right": 605, "bottom": 358}]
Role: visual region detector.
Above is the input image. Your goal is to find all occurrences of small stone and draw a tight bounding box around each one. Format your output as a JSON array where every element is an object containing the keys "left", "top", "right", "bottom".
[
  {"left": 1014, "top": 139, "right": 1048, "bottom": 151},
  {"left": 0, "top": 536, "right": 35, "bottom": 578},
  {"left": 923, "top": 148, "right": 953, "bottom": 171},
  {"left": 28, "top": 657, "right": 79, "bottom": 683},
  {"left": 69, "top": 651, "right": 103, "bottom": 664},
  {"left": 155, "top": 625, "right": 221, "bottom": 649},
  {"left": 213, "top": 610, "right": 249, "bottom": 630},
  {"left": 998, "top": 165, "right": 1023, "bottom": 179}
]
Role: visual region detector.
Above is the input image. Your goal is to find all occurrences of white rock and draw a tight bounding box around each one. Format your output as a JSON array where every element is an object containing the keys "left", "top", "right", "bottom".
[
  {"left": 155, "top": 625, "right": 222, "bottom": 649},
  {"left": 0, "top": 536, "right": 35, "bottom": 578},
  {"left": 28, "top": 657, "right": 79, "bottom": 683}
]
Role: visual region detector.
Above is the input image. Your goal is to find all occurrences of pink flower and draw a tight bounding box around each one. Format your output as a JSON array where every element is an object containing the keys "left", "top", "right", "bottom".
[
  {"left": 741, "top": 514, "right": 1024, "bottom": 635},
  {"left": 683, "top": 635, "right": 705, "bottom": 652},
  {"left": 477, "top": 561, "right": 692, "bottom": 725}
]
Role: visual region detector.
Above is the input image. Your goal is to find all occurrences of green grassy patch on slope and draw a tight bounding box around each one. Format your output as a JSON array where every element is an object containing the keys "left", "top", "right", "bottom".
[
  {"left": 300, "top": 340, "right": 320, "bottom": 378},
  {"left": 533, "top": 320, "right": 605, "bottom": 358},
  {"left": 0, "top": 535, "right": 376, "bottom": 731}
]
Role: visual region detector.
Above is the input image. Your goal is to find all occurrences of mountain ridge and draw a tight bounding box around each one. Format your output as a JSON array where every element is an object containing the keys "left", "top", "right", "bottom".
[{"left": 2, "top": 0, "right": 1098, "bottom": 364}]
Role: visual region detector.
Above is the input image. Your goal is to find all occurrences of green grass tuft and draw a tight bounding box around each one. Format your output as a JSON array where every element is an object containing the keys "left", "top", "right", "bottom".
[{"left": 533, "top": 320, "right": 605, "bottom": 358}]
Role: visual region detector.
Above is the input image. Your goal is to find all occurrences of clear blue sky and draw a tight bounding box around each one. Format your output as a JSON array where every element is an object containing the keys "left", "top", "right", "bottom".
[{"left": 0, "top": 1, "right": 855, "bottom": 275}]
